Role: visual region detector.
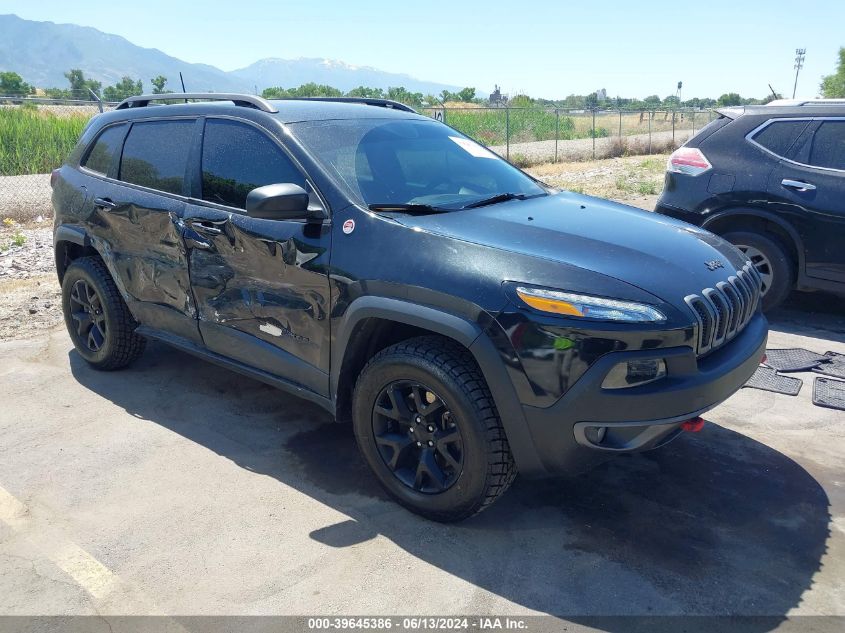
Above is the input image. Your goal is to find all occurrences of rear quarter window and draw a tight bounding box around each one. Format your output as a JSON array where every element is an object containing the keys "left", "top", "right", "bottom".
[
  {"left": 750, "top": 120, "right": 811, "bottom": 158},
  {"left": 81, "top": 124, "right": 127, "bottom": 175},
  {"left": 808, "top": 121, "right": 845, "bottom": 170},
  {"left": 119, "top": 119, "right": 195, "bottom": 194}
]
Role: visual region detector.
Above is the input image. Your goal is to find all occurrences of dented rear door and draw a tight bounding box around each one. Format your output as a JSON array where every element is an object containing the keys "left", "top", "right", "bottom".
[{"left": 90, "top": 117, "right": 202, "bottom": 343}]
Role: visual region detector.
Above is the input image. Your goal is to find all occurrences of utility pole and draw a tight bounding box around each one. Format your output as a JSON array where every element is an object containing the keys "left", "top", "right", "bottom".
[{"left": 792, "top": 48, "right": 806, "bottom": 98}]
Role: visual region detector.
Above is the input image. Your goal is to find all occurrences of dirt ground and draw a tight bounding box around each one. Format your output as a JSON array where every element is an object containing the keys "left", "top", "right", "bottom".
[{"left": 0, "top": 155, "right": 669, "bottom": 343}]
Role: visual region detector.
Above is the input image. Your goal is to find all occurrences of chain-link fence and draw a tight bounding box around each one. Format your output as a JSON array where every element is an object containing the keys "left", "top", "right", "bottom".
[
  {"left": 419, "top": 106, "right": 716, "bottom": 164},
  {"left": 1, "top": 97, "right": 716, "bottom": 221}
]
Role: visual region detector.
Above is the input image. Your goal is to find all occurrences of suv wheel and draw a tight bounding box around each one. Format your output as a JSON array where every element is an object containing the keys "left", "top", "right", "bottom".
[
  {"left": 61, "top": 257, "right": 146, "bottom": 370},
  {"left": 722, "top": 231, "right": 794, "bottom": 311},
  {"left": 352, "top": 336, "right": 516, "bottom": 522}
]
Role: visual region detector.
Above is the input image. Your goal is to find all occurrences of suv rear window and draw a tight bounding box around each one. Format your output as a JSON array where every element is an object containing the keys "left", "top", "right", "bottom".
[
  {"left": 751, "top": 120, "right": 811, "bottom": 158},
  {"left": 808, "top": 121, "right": 845, "bottom": 170},
  {"left": 119, "top": 120, "right": 195, "bottom": 194},
  {"left": 200, "top": 119, "right": 306, "bottom": 209},
  {"left": 82, "top": 124, "right": 126, "bottom": 175}
]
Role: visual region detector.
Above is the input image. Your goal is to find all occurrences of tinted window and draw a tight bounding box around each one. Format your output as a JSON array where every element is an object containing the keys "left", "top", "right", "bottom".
[
  {"left": 201, "top": 119, "right": 305, "bottom": 209},
  {"left": 82, "top": 124, "right": 126, "bottom": 175},
  {"left": 808, "top": 121, "right": 845, "bottom": 170},
  {"left": 119, "top": 120, "right": 194, "bottom": 194},
  {"left": 752, "top": 120, "right": 811, "bottom": 157}
]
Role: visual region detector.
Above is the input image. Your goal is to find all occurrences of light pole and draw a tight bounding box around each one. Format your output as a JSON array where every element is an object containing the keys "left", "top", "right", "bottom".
[{"left": 793, "top": 48, "right": 806, "bottom": 99}]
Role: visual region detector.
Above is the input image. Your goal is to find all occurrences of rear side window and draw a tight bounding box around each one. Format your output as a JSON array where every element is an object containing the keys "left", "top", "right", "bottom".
[
  {"left": 808, "top": 121, "right": 845, "bottom": 170},
  {"left": 201, "top": 119, "right": 305, "bottom": 209},
  {"left": 119, "top": 120, "right": 195, "bottom": 194},
  {"left": 751, "top": 120, "right": 811, "bottom": 158},
  {"left": 82, "top": 124, "right": 126, "bottom": 175}
]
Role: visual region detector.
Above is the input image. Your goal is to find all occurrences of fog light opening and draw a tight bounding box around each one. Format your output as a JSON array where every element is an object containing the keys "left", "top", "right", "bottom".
[
  {"left": 584, "top": 426, "right": 607, "bottom": 445},
  {"left": 602, "top": 358, "right": 667, "bottom": 389}
]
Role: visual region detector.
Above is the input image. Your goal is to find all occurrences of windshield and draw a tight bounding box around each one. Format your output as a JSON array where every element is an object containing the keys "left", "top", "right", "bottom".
[{"left": 289, "top": 118, "right": 547, "bottom": 210}]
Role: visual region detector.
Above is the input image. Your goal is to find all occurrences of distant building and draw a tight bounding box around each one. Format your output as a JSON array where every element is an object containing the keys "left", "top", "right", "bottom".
[
  {"left": 596, "top": 88, "right": 607, "bottom": 102},
  {"left": 490, "top": 84, "right": 507, "bottom": 106}
]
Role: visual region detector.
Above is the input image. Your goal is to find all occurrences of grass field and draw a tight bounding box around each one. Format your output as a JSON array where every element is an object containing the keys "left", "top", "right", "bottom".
[
  {"left": 422, "top": 108, "right": 714, "bottom": 147},
  {"left": 0, "top": 107, "right": 89, "bottom": 176}
]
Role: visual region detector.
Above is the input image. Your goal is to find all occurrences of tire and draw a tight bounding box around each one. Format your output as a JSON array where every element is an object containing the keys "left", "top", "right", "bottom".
[
  {"left": 352, "top": 336, "right": 516, "bottom": 522},
  {"left": 722, "top": 230, "right": 794, "bottom": 311},
  {"left": 61, "top": 256, "right": 146, "bottom": 370}
]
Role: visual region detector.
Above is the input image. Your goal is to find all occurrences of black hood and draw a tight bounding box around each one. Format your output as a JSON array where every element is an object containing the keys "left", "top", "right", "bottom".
[{"left": 393, "top": 191, "right": 749, "bottom": 306}]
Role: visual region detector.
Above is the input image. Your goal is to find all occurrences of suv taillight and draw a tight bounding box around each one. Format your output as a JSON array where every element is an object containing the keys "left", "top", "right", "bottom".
[{"left": 667, "top": 147, "right": 712, "bottom": 176}]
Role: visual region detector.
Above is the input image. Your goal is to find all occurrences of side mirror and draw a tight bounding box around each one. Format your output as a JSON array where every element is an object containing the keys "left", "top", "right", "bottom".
[{"left": 245, "top": 183, "right": 323, "bottom": 221}]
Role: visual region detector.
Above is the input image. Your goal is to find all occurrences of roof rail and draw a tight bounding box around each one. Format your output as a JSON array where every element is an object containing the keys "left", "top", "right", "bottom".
[
  {"left": 115, "top": 93, "right": 278, "bottom": 113},
  {"left": 278, "top": 97, "right": 417, "bottom": 113},
  {"left": 765, "top": 98, "right": 845, "bottom": 107}
]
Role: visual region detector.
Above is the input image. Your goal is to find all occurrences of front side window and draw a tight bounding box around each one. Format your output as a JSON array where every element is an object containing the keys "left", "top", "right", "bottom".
[
  {"left": 808, "top": 121, "right": 845, "bottom": 170},
  {"left": 289, "top": 118, "right": 546, "bottom": 210},
  {"left": 201, "top": 119, "right": 306, "bottom": 209},
  {"left": 119, "top": 119, "right": 194, "bottom": 194},
  {"left": 751, "top": 120, "right": 811, "bottom": 158},
  {"left": 82, "top": 124, "right": 126, "bottom": 175}
]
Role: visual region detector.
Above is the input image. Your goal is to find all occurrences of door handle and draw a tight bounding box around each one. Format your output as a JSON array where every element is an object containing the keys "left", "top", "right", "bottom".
[
  {"left": 781, "top": 179, "right": 816, "bottom": 192},
  {"left": 93, "top": 197, "right": 117, "bottom": 209},
  {"left": 188, "top": 220, "right": 223, "bottom": 236}
]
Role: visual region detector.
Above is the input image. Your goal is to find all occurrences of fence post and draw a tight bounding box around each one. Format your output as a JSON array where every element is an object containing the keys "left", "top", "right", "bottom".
[
  {"left": 554, "top": 109, "right": 559, "bottom": 163},
  {"left": 648, "top": 111, "right": 652, "bottom": 154},
  {"left": 672, "top": 110, "right": 676, "bottom": 147},
  {"left": 506, "top": 107, "right": 510, "bottom": 161},
  {"left": 592, "top": 109, "right": 596, "bottom": 160}
]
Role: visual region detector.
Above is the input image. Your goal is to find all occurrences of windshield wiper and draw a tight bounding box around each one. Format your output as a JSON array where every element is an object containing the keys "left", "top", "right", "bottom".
[
  {"left": 368, "top": 203, "right": 450, "bottom": 214},
  {"left": 461, "top": 192, "right": 544, "bottom": 210}
]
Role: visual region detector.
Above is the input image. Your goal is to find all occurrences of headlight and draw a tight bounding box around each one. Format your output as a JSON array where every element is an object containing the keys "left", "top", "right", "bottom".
[{"left": 514, "top": 286, "right": 666, "bottom": 323}]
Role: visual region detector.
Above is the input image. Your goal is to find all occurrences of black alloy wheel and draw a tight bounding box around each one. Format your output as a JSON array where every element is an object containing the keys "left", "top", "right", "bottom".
[
  {"left": 68, "top": 279, "right": 107, "bottom": 352},
  {"left": 372, "top": 380, "right": 464, "bottom": 493}
]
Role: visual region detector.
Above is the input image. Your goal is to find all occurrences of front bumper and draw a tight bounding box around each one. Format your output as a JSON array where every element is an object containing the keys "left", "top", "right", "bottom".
[{"left": 519, "top": 313, "right": 767, "bottom": 476}]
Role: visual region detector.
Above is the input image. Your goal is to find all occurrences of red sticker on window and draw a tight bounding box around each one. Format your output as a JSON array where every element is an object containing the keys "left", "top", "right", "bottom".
[{"left": 342, "top": 219, "right": 355, "bottom": 234}]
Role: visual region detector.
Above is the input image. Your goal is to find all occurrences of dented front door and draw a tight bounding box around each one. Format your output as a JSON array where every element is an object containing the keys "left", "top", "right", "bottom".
[{"left": 183, "top": 207, "right": 332, "bottom": 396}]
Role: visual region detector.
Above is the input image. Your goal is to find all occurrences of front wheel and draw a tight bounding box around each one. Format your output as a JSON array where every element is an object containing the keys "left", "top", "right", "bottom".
[
  {"left": 722, "top": 230, "right": 794, "bottom": 311},
  {"left": 352, "top": 336, "right": 516, "bottom": 522}
]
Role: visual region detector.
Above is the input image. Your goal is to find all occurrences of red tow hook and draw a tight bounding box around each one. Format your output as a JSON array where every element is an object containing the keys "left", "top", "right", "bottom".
[{"left": 681, "top": 417, "right": 705, "bottom": 433}]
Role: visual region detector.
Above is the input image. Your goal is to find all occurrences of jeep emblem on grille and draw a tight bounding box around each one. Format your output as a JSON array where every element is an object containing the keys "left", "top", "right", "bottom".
[{"left": 705, "top": 259, "right": 724, "bottom": 271}]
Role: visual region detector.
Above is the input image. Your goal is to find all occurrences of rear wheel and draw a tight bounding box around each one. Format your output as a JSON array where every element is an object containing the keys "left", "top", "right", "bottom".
[
  {"left": 352, "top": 336, "right": 516, "bottom": 522},
  {"left": 61, "top": 257, "right": 146, "bottom": 370},
  {"left": 722, "top": 230, "right": 794, "bottom": 311}
]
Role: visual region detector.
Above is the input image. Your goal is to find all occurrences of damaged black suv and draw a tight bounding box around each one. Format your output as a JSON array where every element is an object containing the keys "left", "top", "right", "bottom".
[{"left": 53, "top": 93, "right": 767, "bottom": 521}]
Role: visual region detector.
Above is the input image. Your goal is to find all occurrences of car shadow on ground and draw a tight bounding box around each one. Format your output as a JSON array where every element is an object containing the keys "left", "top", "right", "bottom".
[
  {"left": 68, "top": 339, "right": 830, "bottom": 629},
  {"left": 767, "top": 291, "right": 845, "bottom": 343}
]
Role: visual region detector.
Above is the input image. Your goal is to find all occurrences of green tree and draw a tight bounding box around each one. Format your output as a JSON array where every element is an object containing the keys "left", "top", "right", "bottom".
[
  {"left": 663, "top": 95, "right": 680, "bottom": 108},
  {"left": 103, "top": 76, "right": 143, "bottom": 101},
  {"left": 456, "top": 87, "right": 476, "bottom": 102},
  {"left": 820, "top": 46, "right": 845, "bottom": 98},
  {"left": 761, "top": 92, "right": 783, "bottom": 104},
  {"left": 717, "top": 92, "right": 742, "bottom": 106},
  {"left": 440, "top": 89, "right": 456, "bottom": 102},
  {"left": 64, "top": 69, "right": 102, "bottom": 100},
  {"left": 346, "top": 86, "right": 384, "bottom": 99},
  {"left": 643, "top": 95, "right": 661, "bottom": 107},
  {"left": 150, "top": 75, "right": 169, "bottom": 94},
  {"left": 386, "top": 86, "right": 423, "bottom": 107},
  {"left": 0, "top": 71, "right": 34, "bottom": 96},
  {"left": 584, "top": 92, "right": 599, "bottom": 109}
]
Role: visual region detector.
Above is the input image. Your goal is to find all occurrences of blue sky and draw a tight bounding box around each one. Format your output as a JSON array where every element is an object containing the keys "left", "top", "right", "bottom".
[{"left": 4, "top": 0, "right": 843, "bottom": 99}]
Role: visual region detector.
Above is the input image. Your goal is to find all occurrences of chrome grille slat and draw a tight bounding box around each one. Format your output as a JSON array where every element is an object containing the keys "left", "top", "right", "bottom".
[{"left": 685, "top": 260, "right": 762, "bottom": 356}]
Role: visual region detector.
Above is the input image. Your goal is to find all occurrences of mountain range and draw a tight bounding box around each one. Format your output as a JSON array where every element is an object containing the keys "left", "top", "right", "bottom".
[{"left": 0, "top": 14, "right": 465, "bottom": 96}]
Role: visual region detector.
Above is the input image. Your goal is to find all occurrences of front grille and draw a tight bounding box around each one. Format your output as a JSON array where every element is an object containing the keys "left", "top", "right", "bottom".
[{"left": 684, "top": 262, "right": 762, "bottom": 356}]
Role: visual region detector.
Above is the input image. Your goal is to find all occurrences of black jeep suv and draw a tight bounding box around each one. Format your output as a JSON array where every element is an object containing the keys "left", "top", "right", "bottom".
[
  {"left": 656, "top": 99, "right": 845, "bottom": 310},
  {"left": 52, "top": 93, "right": 767, "bottom": 521}
]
